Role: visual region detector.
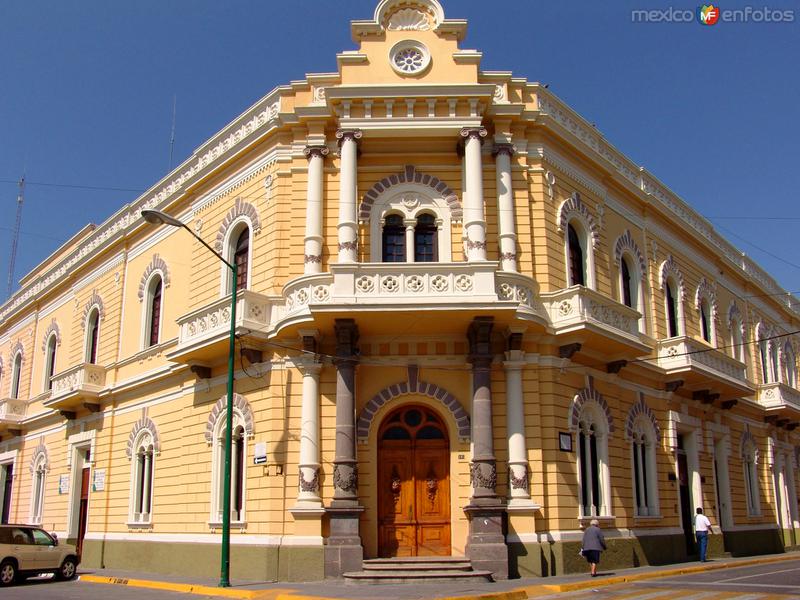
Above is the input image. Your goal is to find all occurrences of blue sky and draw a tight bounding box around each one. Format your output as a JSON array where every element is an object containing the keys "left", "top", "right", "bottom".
[{"left": 1, "top": 0, "right": 798, "bottom": 299}]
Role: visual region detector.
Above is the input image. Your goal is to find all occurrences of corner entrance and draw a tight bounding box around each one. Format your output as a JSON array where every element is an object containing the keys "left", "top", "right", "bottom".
[{"left": 378, "top": 405, "right": 450, "bottom": 557}]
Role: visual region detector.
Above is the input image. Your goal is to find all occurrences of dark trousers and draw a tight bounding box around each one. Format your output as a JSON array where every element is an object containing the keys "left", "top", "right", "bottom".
[{"left": 696, "top": 530, "right": 708, "bottom": 561}]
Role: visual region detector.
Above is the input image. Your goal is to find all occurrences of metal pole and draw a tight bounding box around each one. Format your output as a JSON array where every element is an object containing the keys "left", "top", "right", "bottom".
[{"left": 220, "top": 267, "right": 237, "bottom": 588}]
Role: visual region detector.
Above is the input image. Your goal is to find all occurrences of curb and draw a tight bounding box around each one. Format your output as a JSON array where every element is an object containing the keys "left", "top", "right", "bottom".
[{"left": 77, "top": 552, "right": 799, "bottom": 600}]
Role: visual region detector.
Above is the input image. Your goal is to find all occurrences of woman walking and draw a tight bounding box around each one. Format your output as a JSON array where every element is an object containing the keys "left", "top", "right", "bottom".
[{"left": 581, "top": 519, "right": 607, "bottom": 577}]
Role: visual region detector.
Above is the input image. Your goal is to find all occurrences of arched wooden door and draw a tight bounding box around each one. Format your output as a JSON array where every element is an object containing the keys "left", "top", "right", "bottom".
[{"left": 378, "top": 405, "right": 451, "bottom": 557}]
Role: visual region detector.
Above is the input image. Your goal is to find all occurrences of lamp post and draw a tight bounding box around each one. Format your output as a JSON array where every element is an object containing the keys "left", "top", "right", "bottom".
[{"left": 141, "top": 209, "right": 237, "bottom": 588}]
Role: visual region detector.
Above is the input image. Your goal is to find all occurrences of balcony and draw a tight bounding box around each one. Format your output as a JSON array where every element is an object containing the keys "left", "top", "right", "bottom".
[
  {"left": 757, "top": 382, "right": 800, "bottom": 417},
  {"left": 45, "top": 363, "right": 107, "bottom": 411},
  {"left": 274, "top": 262, "right": 545, "bottom": 336},
  {"left": 168, "top": 290, "right": 278, "bottom": 365},
  {"left": 542, "top": 286, "right": 652, "bottom": 359},
  {"left": 656, "top": 336, "right": 752, "bottom": 400},
  {"left": 0, "top": 398, "right": 26, "bottom": 424}
]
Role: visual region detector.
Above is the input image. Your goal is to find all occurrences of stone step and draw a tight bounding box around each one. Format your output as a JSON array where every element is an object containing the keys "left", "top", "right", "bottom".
[
  {"left": 343, "top": 569, "right": 494, "bottom": 584},
  {"left": 362, "top": 562, "right": 472, "bottom": 572}
]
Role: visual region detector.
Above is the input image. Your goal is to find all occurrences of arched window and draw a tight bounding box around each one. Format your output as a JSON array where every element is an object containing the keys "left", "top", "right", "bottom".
[
  {"left": 129, "top": 431, "right": 155, "bottom": 524},
  {"left": 700, "top": 299, "right": 712, "bottom": 343},
  {"left": 620, "top": 256, "right": 633, "bottom": 308},
  {"left": 730, "top": 312, "right": 745, "bottom": 362},
  {"left": 665, "top": 278, "right": 680, "bottom": 337},
  {"left": 630, "top": 417, "right": 659, "bottom": 517},
  {"left": 382, "top": 214, "right": 406, "bottom": 262},
  {"left": 43, "top": 334, "right": 57, "bottom": 391},
  {"left": 30, "top": 454, "right": 47, "bottom": 524},
  {"left": 233, "top": 227, "right": 249, "bottom": 292},
  {"left": 741, "top": 437, "right": 761, "bottom": 516},
  {"left": 567, "top": 222, "right": 586, "bottom": 287},
  {"left": 783, "top": 343, "right": 797, "bottom": 388},
  {"left": 85, "top": 308, "right": 100, "bottom": 364},
  {"left": 144, "top": 275, "right": 163, "bottom": 348},
  {"left": 414, "top": 213, "right": 438, "bottom": 262},
  {"left": 770, "top": 342, "right": 780, "bottom": 384},
  {"left": 10, "top": 352, "right": 22, "bottom": 399},
  {"left": 576, "top": 403, "right": 610, "bottom": 517},
  {"left": 211, "top": 413, "right": 247, "bottom": 524}
]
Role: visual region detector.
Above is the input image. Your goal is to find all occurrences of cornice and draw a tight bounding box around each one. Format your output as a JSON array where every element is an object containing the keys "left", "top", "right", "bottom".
[{"left": 326, "top": 83, "right": 494, "bottom": 100}]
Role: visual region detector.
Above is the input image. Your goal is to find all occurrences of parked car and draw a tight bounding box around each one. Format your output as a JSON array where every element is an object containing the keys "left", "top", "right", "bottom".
[{"left": 0, "top": 524, "right": 79, "bottom": 586}]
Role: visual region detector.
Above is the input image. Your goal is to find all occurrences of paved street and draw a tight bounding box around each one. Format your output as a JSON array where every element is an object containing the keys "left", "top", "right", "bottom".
[
  {"left": 0, "top": 576, "right": 214, "bottom": 600},
  {"left": 539, "top": 558, "right": 800, "bottom": 599}
]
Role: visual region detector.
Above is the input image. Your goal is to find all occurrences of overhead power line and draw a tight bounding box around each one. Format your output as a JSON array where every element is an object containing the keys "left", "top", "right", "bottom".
[{"left": 0, "top": 178, "right": 144, "bottom": 193}]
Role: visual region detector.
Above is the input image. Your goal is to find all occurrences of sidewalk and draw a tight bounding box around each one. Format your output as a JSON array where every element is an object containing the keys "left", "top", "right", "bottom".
[{"left": 77, "top": 551, "right": 800, "bottom": 600}]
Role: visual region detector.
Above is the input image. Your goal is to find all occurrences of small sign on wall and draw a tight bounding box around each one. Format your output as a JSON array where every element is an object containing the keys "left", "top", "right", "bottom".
[
  {"left": 92, "top": 469, "right": 106, "bottom": 492},
  {"left": 559, "top": 432, "right": 573, "bottom": 452},
  {"left": 58, "top": 474, "right": 70, "bottom": 495},
  {"left": 253, "top": 442, "right": 267, "bottom": 465}
]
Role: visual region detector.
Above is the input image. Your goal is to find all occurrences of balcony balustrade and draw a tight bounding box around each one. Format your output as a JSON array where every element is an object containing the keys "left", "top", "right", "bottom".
[
  {"left": 656, "top": 336, "right": 752, "bottom": 400},
  {"left": 46, "top": 363, "right": 107, "bottom": 411},
  {"left": 542, "top": 285, "right": 651, "bottom": 359},
  {"left": 0, "top": 398, "right": 26, "bottom": 424},
  {"left": 757, "top": 382, "right": 800, "bottom": 416}
]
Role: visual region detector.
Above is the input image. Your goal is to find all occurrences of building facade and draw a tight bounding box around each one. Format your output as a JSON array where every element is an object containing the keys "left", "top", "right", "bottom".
[{"left": 0, "top": 0, "right": 798, "bottom": 582}]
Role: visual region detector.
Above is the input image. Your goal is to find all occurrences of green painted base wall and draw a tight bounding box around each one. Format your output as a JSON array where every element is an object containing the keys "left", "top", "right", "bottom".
[
  {"left": 722, "top": 528, "right": 786, "bottom": 557},
  {"left": 81, "top": 539, "right": 324, "bottom": 582}
]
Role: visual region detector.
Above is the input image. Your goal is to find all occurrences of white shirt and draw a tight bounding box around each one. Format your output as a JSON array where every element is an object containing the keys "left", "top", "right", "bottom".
[{"left": 695, "top": 513, "right": 712, "bottom": 532}]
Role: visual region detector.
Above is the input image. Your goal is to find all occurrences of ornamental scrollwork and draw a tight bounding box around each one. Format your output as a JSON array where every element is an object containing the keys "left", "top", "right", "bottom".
[
  {"left": 510, "top": 466, "right": 529, "bottom": 490},
  {"left": 333, "top": 464, "right": 358, "bottom": 493},
  {"left": 299, "top": 467, "right": 320, "bottom": 493},
  {"left": 469, "top": 462, "right": 497, "bottom": 490}
]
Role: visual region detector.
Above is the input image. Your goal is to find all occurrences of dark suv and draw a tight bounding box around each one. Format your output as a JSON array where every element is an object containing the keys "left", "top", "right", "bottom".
[{"left": 0, "top": 525, "right": 79, "bottom": 586}]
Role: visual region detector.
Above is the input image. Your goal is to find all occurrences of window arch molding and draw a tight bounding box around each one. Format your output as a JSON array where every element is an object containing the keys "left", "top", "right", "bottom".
[
  {"left": 695, "top": 278, "right": 718, "bottom": 345},
  {"left": 214, "top": 199, "right": 261, "bottom": 253},
  {"left": 756, "top": 322, "right": 779, "bottom": 384},
  {"left": 140, "top": 271, "right": 165, "bottom": 349},
  {"left": 137, "top": 254, "right": 171, "bottom": 302},
  {"left": 557, "top": 192, "right": 599, "bottom": 249},
  {"left": 204, "top": 393, "right": 254, "bottom": 443},
  {"left": 218, "top": 216, "right": 253, "bottom": 295},
  {"left": 558, "top": 193, "right": 598, "bottom": 289},
  {"left": 9, "top": 341, "right": 24, "bottom": 399},
  {"left": 40, "top": 320, "right": 62, "bottom": 353},
  {"left": 728, "top": 302, "right": 746, "bottom": 362},
  {"left": 81, "top": 291, "right": 106, "bottom": 330},
  {"left": 782, "top": 341, "right": 797, "bottom": 388},
  {"left": 625, "top": 395, "right": 660, "bottom": 517},
  {"left": 613, "top": 230, "right": 646, "bottom": 275},
  {"left": 126, "top": 415, "right": 161, "bottom": 458},
  {"left": 128, "top": 425, "right": 156, "bottom": 525},
  {"left": 368, "top": 185, "right": 453, "bottom": 262},
  {"left": 28, "top": 441, "right": 49, "bottom": 524},
  {"left": 660, "top": 255, "right": 685, "bottom": 337}
]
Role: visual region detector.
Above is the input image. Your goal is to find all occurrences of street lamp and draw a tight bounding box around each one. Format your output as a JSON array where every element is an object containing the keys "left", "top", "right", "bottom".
[{"left": 141, "top": 209, "right": 237, "bottom": 588}]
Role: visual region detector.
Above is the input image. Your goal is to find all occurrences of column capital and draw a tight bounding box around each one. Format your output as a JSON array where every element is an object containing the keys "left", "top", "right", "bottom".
[
  {"left": 336, "top": 128, "right": 363, "bottom": 146},
  {"left": 303, "top": 145, "right": 329, "bottom": 160},
  {"left": 492, "top": 142, "right": 515, "bottom": 158},
  {"left": 460, "top": 127, "right": 488, "bottom": 143}
]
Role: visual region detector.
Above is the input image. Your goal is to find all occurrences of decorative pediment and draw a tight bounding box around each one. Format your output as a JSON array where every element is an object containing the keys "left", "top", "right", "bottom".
[{"left": 377, "top": 0, "right": 443, "bottom": 31}]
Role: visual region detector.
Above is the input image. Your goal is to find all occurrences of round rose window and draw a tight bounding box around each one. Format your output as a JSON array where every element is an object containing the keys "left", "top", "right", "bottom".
[{"left": 389, "top": 40, "right": 431, "bottom": 76}]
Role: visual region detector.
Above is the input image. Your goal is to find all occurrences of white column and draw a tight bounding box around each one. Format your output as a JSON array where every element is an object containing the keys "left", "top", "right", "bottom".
[
  {"left": 493, "top": 143, "right": 518, "bottom": 272},
  {"left": 504, "top": 349, "right": 531, "bottom": 506},
  {"left": 303, "top": 144, "right": 328, "bottom": 274},
  {"left": 336, "top": 129, "right": 361, "bottom": 263},
  {"left": 460, "top": 127, "right": 488, "bottom": 262},
  {"left": 296, "top": 332, "right": 323, "bottom": 507},
  {"left": 142, "top": 453, "right": 152, "bottom": 516},
  {"left": 404, "top": 219, "right": 415, "bottom": 262}
]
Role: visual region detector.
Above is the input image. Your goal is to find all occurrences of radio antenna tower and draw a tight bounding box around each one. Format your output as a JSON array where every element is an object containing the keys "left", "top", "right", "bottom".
[
  {"left": 7, "top": 176, "right": 25, "bottom": 297},
  {"left": 168, "top": 95, "right": 177, "bottom": 170}
]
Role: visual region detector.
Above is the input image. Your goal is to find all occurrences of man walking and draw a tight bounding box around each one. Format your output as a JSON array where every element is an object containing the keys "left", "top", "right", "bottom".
[{"left": 694, "top": 507, "right": 713, "bottom": 562}]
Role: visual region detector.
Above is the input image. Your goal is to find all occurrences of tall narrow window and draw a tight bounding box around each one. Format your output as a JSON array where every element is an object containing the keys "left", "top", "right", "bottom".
[
  {"left": 44, "top": 335, "right": 57, "bottom": 391},
  {"left": 567, "top": 223, "right": 585, "bottom": 286},
  {"left": 234, "top": 228, "right": 249, "bottom": 291},
  {"left": 576, "top": 403, "right": 610, "bottom": 518},
  {"left": 414, "top": 213, "right": 438, "bottom": 262},
  {"left": 382, "top": 214, "right": 405, "bottom": 262},
  {"left": 770, "top": 343, "right": 780, "bottom": 384},
  {"left": 742, "top": 439, "right": 761, "bottom": 516},
  {"left": 30, "top": 456, "right": 47, "bottom": 524},
  {"left": 784, "top": 343, "right": 797, "bottom": 388},
  {"left": 146, "top": 277, "right": 163, "bottom": 348},
  {"left": 731, "top": 317, "right": 744, "bottom": 362},
  {"left": 666, "top": 280, "right": 679, "bottom": 337},
  {"left": 232, "top": 426, "right": 245, "bottom": 522},
  {"left": 86, "top": 308, "right": 100, "bottom": 364},
  {"left": 630, "top": 417, "right": 659, "bottom": 517},
  {"left": 130, "top": 431, "right": 154, "bottom": 524},
  {"left": 211, "top": 413, "right": 247, "bottom": 524},
  {"left": 621, "top": 257, "right": 633, "bottom": 308},
  {"left": 10, "top": 353, "right": 22, "bottom": 399},
  {"left": 759, "top": 338, "right": 770, "bottom": 383},
  {"left": 700, "top": 300, "right": 711, "bottom": 343}
]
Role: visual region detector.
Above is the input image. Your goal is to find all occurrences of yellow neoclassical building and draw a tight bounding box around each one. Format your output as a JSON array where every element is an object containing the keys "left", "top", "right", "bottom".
[{"left": 0, "top": 0, "right": 798, "bottom": 583}]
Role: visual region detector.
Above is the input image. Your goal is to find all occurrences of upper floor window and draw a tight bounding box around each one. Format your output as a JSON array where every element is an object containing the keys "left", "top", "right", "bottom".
[
  {"left": 665, "top": 278, "right": 681, "bottom": 337},
  {"left": 144, "top": 275, "right": 163, "bottom": 348},
  {"left": 85, "top": 308, "right": 100, "bottom": 364},
  {"left": 699, "top": 299, "right": 712, "bottom": 343},
  {"left": 414, "top": 213, "right": 438, "bottom": 262},
  {"left": 567, "top": 223, "right": 586, "bottom": 286},
  {"left": 382, "top": 214, "right": 406, "bottom": 262},
  {"left": 10, "top": 352, "right": 22, "bottom": 399},
  {"left": 783, "top": 343, "right": 797, "bottom": 388},
  {"left": 233, "top": 228, "right": 249, "bottom": 292},
  {"left": 620, "top": 256, "right": 633, "bottom": 308},
  {"left": 44, "top": 334, "right": 57, "bottom": 391},
  {"left": 729, "top": 309, "right": 745, "bottom": 363}
]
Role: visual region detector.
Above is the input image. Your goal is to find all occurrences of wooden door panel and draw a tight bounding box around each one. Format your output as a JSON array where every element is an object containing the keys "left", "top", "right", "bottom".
[
  {"left": 380, "top": 525, "right": 415, "bottom": 557},
  {"left": 417, "top": 524, "right": 451, "bottom": 556},
  {"left": 378, "top": 445, "right": 416, "bottom": 557},
  {"left": 414, "top": 446, "right": 449, "bottom": 524}
]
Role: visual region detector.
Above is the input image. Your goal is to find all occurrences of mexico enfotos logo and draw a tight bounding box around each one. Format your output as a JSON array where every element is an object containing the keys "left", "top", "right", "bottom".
[{"left": 632, "top": 4, "right": 795, "bottom": 24}]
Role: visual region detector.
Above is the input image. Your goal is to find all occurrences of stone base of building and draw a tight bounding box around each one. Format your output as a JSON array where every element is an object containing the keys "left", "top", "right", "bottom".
[
  {"left": 464, "top": 504, "right": 508, "bottom": 580},
  {"left": 510, "top": 533, "right": 696, "bottom": 577},
  {"left": 722, "top": 528, "right": 786, "bottom": 557},
  {"left": 324, "top": 505, "right": 365, "bottom": 578},
  {"left": 80, "top": 538, "right": 325, "bottom": 582}
]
